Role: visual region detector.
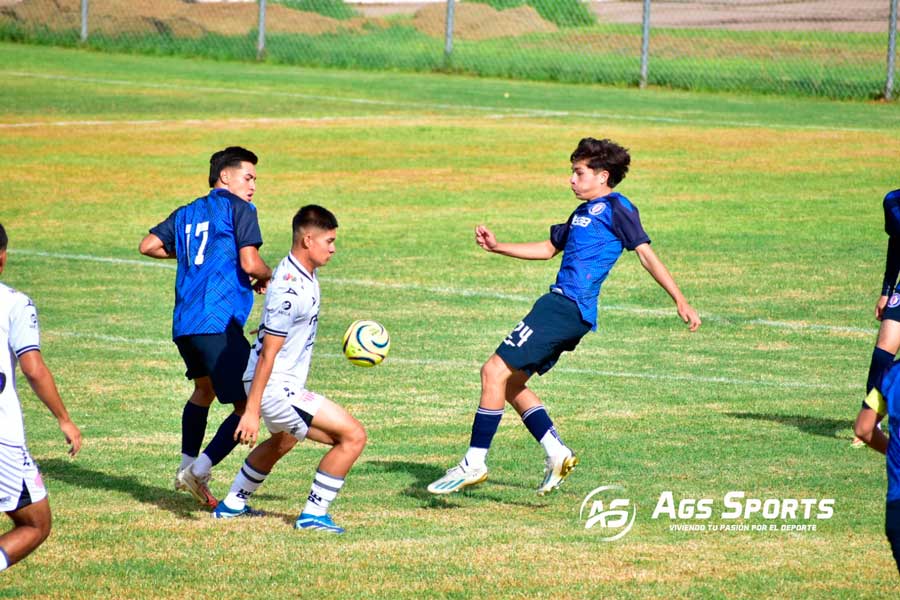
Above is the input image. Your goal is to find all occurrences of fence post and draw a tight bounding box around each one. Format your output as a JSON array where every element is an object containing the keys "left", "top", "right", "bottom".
[
  {"left": 80, "top": 0, "right": 88, "bottom": 43},
  {"left": 888, "top": 0, "right": 898, "bottom": 100},
  {"left": 257, "top": 0, "right": 267, "bottom": 61},
  {"left": 444, "top": 0, "right": 455, "bottom": 66},
  {"left": 639, "top": 0, "right": 651, "bottom": 88}
]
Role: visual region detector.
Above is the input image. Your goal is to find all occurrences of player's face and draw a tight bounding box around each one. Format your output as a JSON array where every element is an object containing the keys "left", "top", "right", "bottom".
[
  {"left": 570, "top": 160, "right": 609, "bottom": 201},
  {"left": 307, "top": 228, "right": 337, "bottom": 269},
  {"left": 220, "top": 161, "right": 257, "bottom": 202}
]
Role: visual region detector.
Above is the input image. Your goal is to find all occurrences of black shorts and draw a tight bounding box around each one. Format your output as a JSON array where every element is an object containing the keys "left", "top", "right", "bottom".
[
  {"left": 887, "top": 499, "right": 900, "bottom": 574},
  {"left": 174, "top": 320, "right": 250, "bottom": 405},
  {"left": 495, "top": 292, "right": 591, "bottom": 376},
  {"left": 884, "top": 292, "right": 900, "bottom": 323}
]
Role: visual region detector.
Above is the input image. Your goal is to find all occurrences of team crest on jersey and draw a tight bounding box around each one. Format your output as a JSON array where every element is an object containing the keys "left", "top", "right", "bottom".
[
  {"left": 283, "top": 272, "right": 297, "bottom": 282},
  {"left": 589, "top": 203, "right": 606, "bottom": 216},
  {"left": 890, "top": 293, "right": 900, "bottom": 308}
]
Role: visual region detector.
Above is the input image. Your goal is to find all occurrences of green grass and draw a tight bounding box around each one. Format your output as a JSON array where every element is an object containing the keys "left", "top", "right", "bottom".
[
  {"left": 470, "top": 0, "right": 596, "bottom": 28},
  {"left": 0, "top": 13, "right": 893, "bottom": 100},
  {"left": 272, "top": 0, "right": 358, "bottom": 20},
  {"left": 1, "top": 42, "right": 900, "bottom": 597}
]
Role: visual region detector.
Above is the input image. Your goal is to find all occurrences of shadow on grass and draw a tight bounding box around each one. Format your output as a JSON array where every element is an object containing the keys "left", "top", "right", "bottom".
[
  {"left": 36, "top": 458, "right": 299, "bottom": 519},
  {"left": 366, "top": 460, "right": 551, "bottom": 509},
  {"left": 726, "top": 412, "right": 851, "bottom": 440}
]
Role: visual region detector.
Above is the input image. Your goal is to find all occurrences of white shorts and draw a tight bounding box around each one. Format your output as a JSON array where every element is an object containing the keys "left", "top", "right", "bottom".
[
  {"left": 243, "top": 381, "right": 325, "bottom": 441},
  {"left": 0, "top": 443, "right": 47, "bottom": 513}
]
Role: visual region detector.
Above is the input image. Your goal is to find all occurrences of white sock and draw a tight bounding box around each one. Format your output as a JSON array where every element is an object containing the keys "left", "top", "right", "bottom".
[
  {"left": 190, "top": 453, "right": 213, "bottom": 477},
  {"left": 0, "top": 548, "right": 8, "bottom": 572},
  {"left": 302, "top": 470, "right": 345, "bottom": 517},
  {"left": 539, "top": 429, "right": 567, "bottom": 458},
  {"left": 223, "top": 460, "right": 268, "bottom": 510},
  {"left": 463, "top": 447, "right": 488, "bottom": 468},
  {"left": 179, "top": 454, "right": 195, "bottom": 471}
]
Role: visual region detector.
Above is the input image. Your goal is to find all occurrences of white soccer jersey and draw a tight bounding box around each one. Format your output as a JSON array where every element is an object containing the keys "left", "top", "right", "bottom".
[
  {"left": 0, "top": 282, "right": 40, "bottom": 446},
  {"left": 243, "top": 253, "right": 319, "bottom": 390}
]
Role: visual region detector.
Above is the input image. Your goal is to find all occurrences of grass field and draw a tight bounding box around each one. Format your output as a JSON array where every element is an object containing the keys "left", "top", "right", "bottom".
[{"left": 2, "top": 41, "right": 900, "bottom": 598}]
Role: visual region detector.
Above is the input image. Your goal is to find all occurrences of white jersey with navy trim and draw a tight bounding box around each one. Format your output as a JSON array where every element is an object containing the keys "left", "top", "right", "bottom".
[
  {"left": 0, "top": 282, "right": 41, "bottom": 446},
  {"left": 243, "top": 253, "right": 319, "bottom": 390}
]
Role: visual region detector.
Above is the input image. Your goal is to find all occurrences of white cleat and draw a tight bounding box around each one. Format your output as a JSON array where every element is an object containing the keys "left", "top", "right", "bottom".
[
  {"left": 174, "top": 468, "right": 189, "bottom": 492},
  {"left": 177, "top": 467, "right": 219, "bottom": 508},
  {"left": 427, "top": 462, "right": 488, "bottom": 495},
  {"left": 536, "top": 450, "right": 578, "bottom": 496}
]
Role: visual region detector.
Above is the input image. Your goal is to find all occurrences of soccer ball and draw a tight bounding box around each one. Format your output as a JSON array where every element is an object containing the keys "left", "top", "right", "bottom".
[{"left": 342, "top": 320, "right": 390, "bottom": 367}]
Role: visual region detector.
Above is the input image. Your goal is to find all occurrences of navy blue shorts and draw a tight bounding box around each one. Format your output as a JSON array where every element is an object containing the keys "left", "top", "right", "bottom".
[
  {"left": 884, "top": 292, "right": 900, "bottom": 322},
  {"left": 174, "top": 320, "right": 250, "bottom": 405},
  {"left": 495, "top": 292, "right": 591, "bottom": 376},
  {"left": 887, "top": 499, "right": 900, "bottom": 574}
]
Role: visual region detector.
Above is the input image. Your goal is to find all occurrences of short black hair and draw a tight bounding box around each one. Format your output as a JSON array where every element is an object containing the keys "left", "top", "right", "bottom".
[
  {"left": 208, "top": 146, "right": 258, "bottom": 187},
  {"left": 292, "top": 205, "right": 339, "bottom": 241},
  {"left": 570, "top": 138, "right": 631, "bottom": 188},
  {"left": 0, "top": 223, "right": 6, "bottom": 251}
]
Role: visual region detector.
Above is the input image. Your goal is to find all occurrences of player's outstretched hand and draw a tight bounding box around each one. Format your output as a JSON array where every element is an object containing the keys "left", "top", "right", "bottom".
[
  {"left": 678, "top": 302, "right": 702, "bottom": 332},
  {"left": 234, "top": 412, "right": 260, "bottom": 448},
  {"left": 59, "top": 419, "right": 82, "bottom": 457},
  {"left": 876, "top": 294, "right": 889, "bottom": 321},
  {"left": 475, "top": 225, "right": 498, "bottom": 252}
]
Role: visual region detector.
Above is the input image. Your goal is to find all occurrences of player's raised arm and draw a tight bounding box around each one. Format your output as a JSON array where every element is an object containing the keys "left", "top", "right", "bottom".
[
  {"left": 633, "top": 243, "right": 701, "bottom": 332},
  {"left": 475, "top": 225, "right": 559, "bottom": 261}
]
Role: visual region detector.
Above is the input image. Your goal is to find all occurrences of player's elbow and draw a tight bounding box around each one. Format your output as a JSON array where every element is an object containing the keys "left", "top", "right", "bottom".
[
  {"left": 138, "top": 235, "right": 159, "bottom": 257},
  {"left": 853, "top": 420, "right": 873, "bottom": 440}
]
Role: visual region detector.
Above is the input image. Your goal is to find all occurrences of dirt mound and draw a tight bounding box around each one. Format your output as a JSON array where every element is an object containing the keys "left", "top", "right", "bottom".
[
  {"left": 413, "top": 3, "right": 556, "bottom": 41},
  {"left": 0, "top": 0, "right": 367, "bottom": 38}
]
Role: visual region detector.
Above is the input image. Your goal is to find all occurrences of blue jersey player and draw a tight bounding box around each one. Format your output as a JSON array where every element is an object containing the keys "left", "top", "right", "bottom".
[
  {"left": 855, "top": 358, "right": 900, "bottom": 573},
  {"left": 140, "top": 146, "right": 272, "bottom": 507},
  {"left": 428, "top": 138, "right": 701, "bottom": 496},
  {"left": 854, "top": 189, "right": 900, "bottom": 450}
]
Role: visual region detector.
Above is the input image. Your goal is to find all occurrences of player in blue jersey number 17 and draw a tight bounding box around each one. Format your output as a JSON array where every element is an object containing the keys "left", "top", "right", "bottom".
[
  {"left": 140, "top": 147, "right": 272, "bottom": 508},
  {"left": 428, "top": 138, "right": 701, "bottom": 497}
]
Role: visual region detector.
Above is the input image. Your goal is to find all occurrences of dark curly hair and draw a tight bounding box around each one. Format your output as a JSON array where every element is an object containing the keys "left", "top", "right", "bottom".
[{"left": 570, "top": 138, "right": 630, "bottom": 188}]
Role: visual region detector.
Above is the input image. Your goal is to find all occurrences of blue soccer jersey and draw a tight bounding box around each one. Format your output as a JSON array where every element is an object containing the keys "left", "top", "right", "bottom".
[
  {"left": 150, "top": 188, "right": 263, "bottom": 338},
  {"left": 878, "top": 363, "right": 900, "bottom": 502},
  {"left": 881, "top": 189, "right": 900, "bottom": 296},
  {"left": 549, "top": 192, "right": 650, "bottom": 329}
]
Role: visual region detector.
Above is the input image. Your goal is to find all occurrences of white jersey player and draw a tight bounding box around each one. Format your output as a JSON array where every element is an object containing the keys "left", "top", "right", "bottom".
[
  {"left": 241, "top": 252, "right": 322, "bottom": 439},
  {"left": 213, "top": 205, "right": 367, "bottom": 535},
  {"left": 0, "top": 224, "right": 81, "bottom": 573}
]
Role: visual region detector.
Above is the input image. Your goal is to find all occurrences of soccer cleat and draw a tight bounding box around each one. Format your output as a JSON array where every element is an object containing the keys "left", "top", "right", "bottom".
[
  {"left": 536, "top": 450, "right": 578, "bottom": 496},
  {"left": 174, "top": 468, "right": 189, "bottom": 492},
  {"left": 426, "top": 462, "right": 488, "bottom": 495},
  {"left": 295, "top": 513, "right": 345, "bottom": 534},
  {"left": 851, "top": 436, "right": 866, "bottom": 448},
  {"left": 212, "top": 502, "right": 264, "bottom": 519},
  {"left": 177, "top": 467, "right": 218, "bottom": 508}
]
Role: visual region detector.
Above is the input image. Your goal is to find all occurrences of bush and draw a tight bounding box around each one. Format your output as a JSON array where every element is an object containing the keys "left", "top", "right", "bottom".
[
  {"left": 470, "top": 0, "right": 595, "bottom": 28},
  {"left": 272, "top": 0, "right": 357, "bottom": 20}
]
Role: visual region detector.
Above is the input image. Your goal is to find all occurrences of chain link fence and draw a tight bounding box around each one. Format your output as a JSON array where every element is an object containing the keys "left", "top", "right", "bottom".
[{"left": 1, "top": 0, "right": 897, "bottom": 100}]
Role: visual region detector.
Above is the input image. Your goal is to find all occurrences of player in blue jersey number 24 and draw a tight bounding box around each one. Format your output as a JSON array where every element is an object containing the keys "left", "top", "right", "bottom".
[{"left": 428, "top": 137, "right": 701, "bottom": 497}]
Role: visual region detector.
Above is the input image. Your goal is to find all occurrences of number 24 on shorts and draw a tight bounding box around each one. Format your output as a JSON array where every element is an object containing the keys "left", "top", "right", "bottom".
[{"left": 503, "top": 322, "right": 534, "bottom": 347}]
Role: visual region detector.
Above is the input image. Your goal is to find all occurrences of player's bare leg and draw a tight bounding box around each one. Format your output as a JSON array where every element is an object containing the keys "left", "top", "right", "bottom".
[
  {"left": 296, "top": 400, "right": 366, "bottom": 533},
  {"left": 0, "top": 498, "right": 51, "bottom": 571}
]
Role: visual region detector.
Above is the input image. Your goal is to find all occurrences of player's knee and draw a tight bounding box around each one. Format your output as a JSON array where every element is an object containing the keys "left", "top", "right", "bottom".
[
  {"left": 480, "top": 356, "right": 508, "bottom": 388},
  {"left": 344, "top": 422, "right": 367, "bottom": 457}
]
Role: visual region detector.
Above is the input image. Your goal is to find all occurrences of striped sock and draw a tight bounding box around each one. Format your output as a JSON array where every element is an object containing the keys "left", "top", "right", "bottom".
[
  {"left": 303, "top": 470, "right": 345, "bottom": 517},
  {"left": 522, "top": 405, "right": 566, "bottom": 457},
  {"left": 464, "top": 407, "right": 504, "bottom": 467},
  {"left": 223, "top": 460, "right": 269, "bottom": 510}
]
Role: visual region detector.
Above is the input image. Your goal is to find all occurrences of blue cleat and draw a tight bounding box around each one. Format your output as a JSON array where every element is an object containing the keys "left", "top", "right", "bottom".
[
  {"left": 294, "top": 513, "right": 345, "bottom": 534},
  {"left": 212, "top": 502, "right": 264, "bottom": 519}
]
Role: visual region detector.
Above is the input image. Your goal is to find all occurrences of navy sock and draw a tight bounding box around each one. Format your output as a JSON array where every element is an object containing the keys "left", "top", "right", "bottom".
[
  {"left": 202, "top": 412, "right": 241, "bottom": 467},
  {"left": 181, "top": 402, "right": 209, "bottom": 457},
  {"left": 521, "top": 405, "right": 554, "bottom": 442},
  {"left": 468, "top": 407, "right": 504, "bottom": 450},
  {"left": 867, "top": 347, "right": 895, "bottom": 394}
]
